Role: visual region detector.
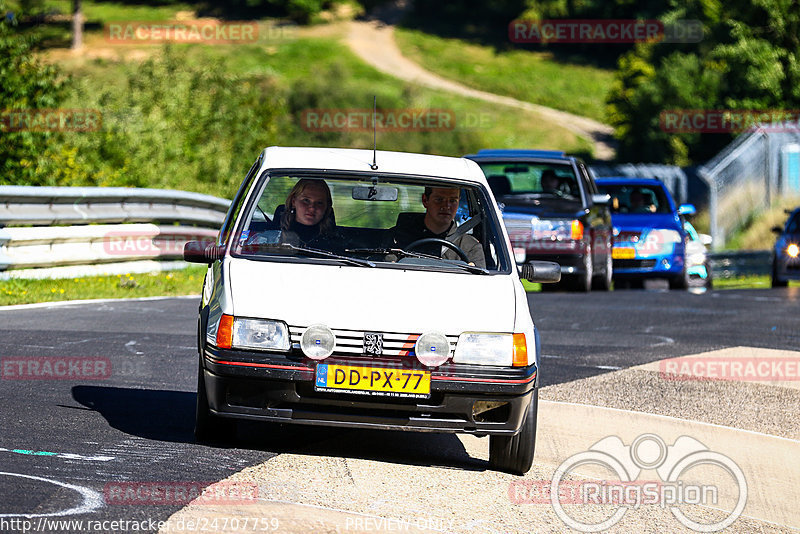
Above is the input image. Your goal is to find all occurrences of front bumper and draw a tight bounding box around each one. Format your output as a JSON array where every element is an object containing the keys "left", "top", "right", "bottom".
[
  {"left": 612, "top": 253, "right": 685, "bottom": 278},
  {"left": 202, "top": 346, "right": 537, "bottom": 436}
]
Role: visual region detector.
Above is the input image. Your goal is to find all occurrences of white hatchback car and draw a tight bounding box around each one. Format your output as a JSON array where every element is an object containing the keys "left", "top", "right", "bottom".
[{"left": 185, "top": 146, "right": 560, "bottom": 474}]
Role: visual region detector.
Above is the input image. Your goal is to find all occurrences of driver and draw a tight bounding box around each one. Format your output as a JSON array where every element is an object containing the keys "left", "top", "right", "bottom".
[{"left": 388, "top": 186, "right": 486, "bottom": 268}]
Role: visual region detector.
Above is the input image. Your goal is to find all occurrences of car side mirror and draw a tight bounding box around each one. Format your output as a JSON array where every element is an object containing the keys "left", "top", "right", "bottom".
[
  {"left": 519, "top": 261, "right": 561, "bottom": 283},
  {"left": 184, "top": 241, "right": 225, "bottom": 264},
  {"left": 771, "top": 226, "right": 784, "bottom": 234},
  {"left": 678, "top": 204, "right": 696, "bottom": 216},
  {"left": 591, "top": 193, "right": 611, "bottom": 205}
]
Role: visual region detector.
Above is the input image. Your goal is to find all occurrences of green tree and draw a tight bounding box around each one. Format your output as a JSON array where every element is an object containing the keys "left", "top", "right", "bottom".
[
  {"left": 607, "top": 0, "right": 800, "bottom": 164},
  {"left": 0, "top": 3, "right": 67, "bottom": 184}
]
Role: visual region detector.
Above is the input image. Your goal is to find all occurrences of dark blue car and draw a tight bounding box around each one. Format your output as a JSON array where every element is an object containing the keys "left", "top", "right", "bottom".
[
  {"left": 596, "top": 178, "right": 695, "bottom": 289},
  {"left": 771, "top": 207, "right": 800, "bottom": 287},
  {"left": 465, "top": 149, "right": 613, "bottom": 292}
]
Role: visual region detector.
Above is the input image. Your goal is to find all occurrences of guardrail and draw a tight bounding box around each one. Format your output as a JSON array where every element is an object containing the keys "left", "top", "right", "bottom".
[
  {"left": 708, "top": 250, "right": 772, "bottom": 278},
  {"left": 0, "top": 186, "right": 229, "bottom": 279},
  {"left": 0, "top": 185, "right": 229, "bottom": 227}
]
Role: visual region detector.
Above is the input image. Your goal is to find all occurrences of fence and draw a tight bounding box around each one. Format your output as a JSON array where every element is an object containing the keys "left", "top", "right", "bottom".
[
  {"left": 0, "top": 186, "right": 229, "bottom": 279},
  {"left": 698, "top": 130, "right": 800, "bottom": 250}
]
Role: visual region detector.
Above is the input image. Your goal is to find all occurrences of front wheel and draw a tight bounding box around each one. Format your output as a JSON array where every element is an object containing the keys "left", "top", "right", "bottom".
[
  {"left": 772, "top": 260, "right": 788, "bottom": 288},
  {"left": 489, "top": 390, "right": 538, "bottom": 475},
  {"left": 195, "top": 360, "right": 236, "bottom": 443}
]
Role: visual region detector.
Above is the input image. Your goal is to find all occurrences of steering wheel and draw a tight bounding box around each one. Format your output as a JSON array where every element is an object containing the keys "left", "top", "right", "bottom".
[{"left": 406, "top": 238, "right": 471, "bottom": 263}]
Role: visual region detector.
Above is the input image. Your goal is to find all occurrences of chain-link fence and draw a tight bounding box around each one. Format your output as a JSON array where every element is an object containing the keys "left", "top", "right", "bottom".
[{"left": 698, "top": 130, "right": 800, "bottom": 250}]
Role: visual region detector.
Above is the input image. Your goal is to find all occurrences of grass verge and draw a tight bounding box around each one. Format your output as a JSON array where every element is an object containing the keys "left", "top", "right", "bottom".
[
  {"left": 0, "top": 266, "right": 205, "bottom": 306},
  {"left": 524, "top": 275, "right": 796, "bottom": 292},
  {"left": 394, "top": 28, "right": 615, "bottom": 123}
]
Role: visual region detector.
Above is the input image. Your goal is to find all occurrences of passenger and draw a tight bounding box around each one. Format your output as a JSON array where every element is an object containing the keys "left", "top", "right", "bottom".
[
  {"left": 280, "top": 179, "right": 342, "bottom": 250},
  {"left": 629, "top": 190, "right": 649, "bottom": 213},
  {"left": 540, "top": 170, "right": 561, "bottom": 194},
  {"left": 389, "top": 186, "right": 486, "bottom": 268}
]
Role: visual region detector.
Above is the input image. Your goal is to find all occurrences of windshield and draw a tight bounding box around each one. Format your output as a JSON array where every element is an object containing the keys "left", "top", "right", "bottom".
[
  {"left": 230, "top": 172, "right": 511, "bottom": 273},
  {"left": 597, "top": 183, "right": 673, "bottom": 214},
  {"left": 786, "top": 213, "right": 800, "bottom": 234},
  {"left": 477, "top": 162, "right": 581, "bottom": 201}
]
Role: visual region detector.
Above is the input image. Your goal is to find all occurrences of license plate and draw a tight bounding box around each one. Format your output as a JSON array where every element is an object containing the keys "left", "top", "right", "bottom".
[
  {"left": 315, "top": 364, "right": 431, "bottom": 398},
  {"left": 612, "top": 247, "right": 636, "bottom": 259}
]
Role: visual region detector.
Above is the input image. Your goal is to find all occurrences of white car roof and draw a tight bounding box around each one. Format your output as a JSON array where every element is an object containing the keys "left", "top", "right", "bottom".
[{"left": 260, "top": 146, "right": 488, "bottom": 185}]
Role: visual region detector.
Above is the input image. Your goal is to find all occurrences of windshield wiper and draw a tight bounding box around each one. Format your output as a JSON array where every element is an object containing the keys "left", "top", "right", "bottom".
[
  {"left": 347, "top": 248, "right": 488, "bottom": 274},
  {"left": 256, "top": 243, "right": 375, "bottom": 267}
]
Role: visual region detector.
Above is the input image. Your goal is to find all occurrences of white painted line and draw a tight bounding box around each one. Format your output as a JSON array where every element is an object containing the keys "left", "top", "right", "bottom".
[{"left": 0, "top": 472, "right": 104, "bottom": 518}]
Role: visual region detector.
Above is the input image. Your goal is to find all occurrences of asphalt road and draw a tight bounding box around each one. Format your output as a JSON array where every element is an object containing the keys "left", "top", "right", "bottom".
[{"left": 0, "top": 286, "right": 797, "bottom": 532}]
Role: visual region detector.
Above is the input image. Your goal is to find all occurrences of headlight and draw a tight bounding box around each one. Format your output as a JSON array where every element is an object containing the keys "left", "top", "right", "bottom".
[
  {"left": 788, "top": 243, "right": 799, "bottom": 258},
  {"left": 454, "top": 333, "right": 529, "bottom": 367},
  {"left": 636, "top": 229, "right": 681, "bottom": 256},
  {"left": 232, "top": 318, "right": 290, "bottom": 351},
  {"left": 300, "top": 324, "right": 336, "bottom": 360},
  {"left": 415, "top": 332, "right": 450, "bottom": 367}
]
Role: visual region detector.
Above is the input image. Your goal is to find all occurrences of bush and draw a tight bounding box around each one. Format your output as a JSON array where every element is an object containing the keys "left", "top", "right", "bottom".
[{"left": 42, "top": 46, "right": 285, "bottom": 197}]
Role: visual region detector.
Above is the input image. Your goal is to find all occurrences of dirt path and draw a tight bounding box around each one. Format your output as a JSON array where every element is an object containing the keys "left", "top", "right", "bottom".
[{"left": 345, "top": 19, "right": 617, "bottom": 160}]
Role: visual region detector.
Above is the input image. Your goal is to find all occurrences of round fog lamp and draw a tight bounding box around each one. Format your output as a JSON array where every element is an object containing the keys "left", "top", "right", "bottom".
[
  {"left": 301, "top": 324, "right": 335, "bottom": 360},
  {"left": 415, "top": 332, "right": 450, "bottom": 367}
]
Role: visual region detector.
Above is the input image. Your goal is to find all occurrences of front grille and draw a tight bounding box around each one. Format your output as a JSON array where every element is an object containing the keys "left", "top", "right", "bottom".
[
  {"left": 288, "top": 325, "right": 457, "bottom": 359},
  {"left": 613, "top": 259, "right": 657, "bottom": 269},
  {"left": 616, "top": 231, "right": 642, "bottom": 243}
]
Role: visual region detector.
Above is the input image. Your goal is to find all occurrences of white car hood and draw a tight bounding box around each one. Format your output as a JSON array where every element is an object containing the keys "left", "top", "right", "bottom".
[{"left": 228, "top": 258, "right": 516, "bottom": 334}]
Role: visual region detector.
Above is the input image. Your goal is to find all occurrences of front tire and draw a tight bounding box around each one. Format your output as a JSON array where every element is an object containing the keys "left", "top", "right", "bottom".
[
  {"left": 570, "top": 247, "right": 593, "bottom": 292},
  {"left": 669, "top": 266, "right": 690, "bottom": 290},
  {"left": 592, "top": 245, "right": 612, "bottom": 291},
  {"left": 195, "top": 359, "right": 235, "bottom": 443},
  {"left": 772, "top": 260, "right": 788, "bottom": 288},
  {"left": 489, "top": 390, "right": 538, "bottom": 475}
]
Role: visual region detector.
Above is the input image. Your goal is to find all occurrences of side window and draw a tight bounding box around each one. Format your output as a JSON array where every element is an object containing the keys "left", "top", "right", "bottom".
[{"left": 219, "top": 153, "right": 263, "bottom": 247}]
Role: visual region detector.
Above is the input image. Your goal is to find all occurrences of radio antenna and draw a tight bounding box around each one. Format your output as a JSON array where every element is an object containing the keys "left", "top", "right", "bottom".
[{"left": 370, "top": 96, "right": 378, "bottom": 170}]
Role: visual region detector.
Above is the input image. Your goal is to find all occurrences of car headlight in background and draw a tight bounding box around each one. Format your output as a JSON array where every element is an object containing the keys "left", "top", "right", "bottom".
[
  {"left": 453, "top": 333, "right": 528, "bottom": 367},
  {"left": 636, "top": 229, "right": 682, "bottom": 257},
  {"left": 787, "top": 243, "right": 799, "bottom": 258},
  {"left": 215, "top": 315, "right": 290, "bottom": 352}
]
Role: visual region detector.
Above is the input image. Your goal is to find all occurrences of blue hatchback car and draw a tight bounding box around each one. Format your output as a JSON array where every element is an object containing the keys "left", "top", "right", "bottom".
[{"left": 596, "top": 178, "right": 695, "bottom": 289}]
